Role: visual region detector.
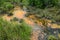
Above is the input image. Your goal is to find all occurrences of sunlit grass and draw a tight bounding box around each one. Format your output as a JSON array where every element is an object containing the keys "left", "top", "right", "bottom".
[{"left": 0, "top": 18, "right": 32, "bottom": 40}]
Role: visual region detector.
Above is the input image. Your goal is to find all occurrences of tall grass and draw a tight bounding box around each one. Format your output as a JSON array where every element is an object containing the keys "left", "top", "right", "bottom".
[{"left": 0, "top": 18, "right": 31, "bottom": 40}]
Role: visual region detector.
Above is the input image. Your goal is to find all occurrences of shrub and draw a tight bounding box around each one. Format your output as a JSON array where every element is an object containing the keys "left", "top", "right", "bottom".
[
  {"left": 0, "top": 18, "right": 31, "bottom": 40},
  {"left": 3, "top": 2, "right": 14, "bottom": 10},
  {"left": 0, "top": 2, "right": 14, "bottom": 14},
  {"left": 48, "top": 35, "right": 57, "bottom": 40},
  {"left": 10, "top": 17, "right": 18, "bottom": 21}
]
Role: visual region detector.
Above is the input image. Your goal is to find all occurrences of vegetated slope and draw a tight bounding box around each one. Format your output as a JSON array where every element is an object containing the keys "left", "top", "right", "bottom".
[
  {"left": 2, "top": 6, "right": 60, "bottom": 40},
  {"left": 0, "top": 0, "right": 60, "bottom": 40},
  {"left": 2, "top": 6, "right": 47, "bottom": 40}
]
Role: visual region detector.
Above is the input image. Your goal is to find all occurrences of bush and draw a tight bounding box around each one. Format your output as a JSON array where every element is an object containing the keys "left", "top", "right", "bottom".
[
  {"left": 3, "top": 2, "right": 14, "bottom": 10},
  {"left": 0, "top": 18, "right": 31, "bottom": 40},
  {"left": 48, "top": 35, "right": 57, "bottom": 40},
  {"left": 10, "top": 17, "right": 19, "bottom": 21},
  {"left": 0, "top": 2, "right": 14, "bottom": 14}
]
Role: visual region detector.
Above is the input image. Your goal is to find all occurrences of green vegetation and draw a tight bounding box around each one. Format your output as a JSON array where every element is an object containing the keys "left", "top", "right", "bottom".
[
  {"left": 0, "top": 0, "right": 60, "bottom": 14},
  {"left": 26, "top": 7, "right": 60, "bottom": 24},
  {"left": 0, "top": 1, "right": 14, "bottom": 14},
  {"left": 0, "top": 0, "right": 60, "bottom": 9},
  {"left": 48, "top": 35, "right": 57, "bottom": 40},
  {"left": 0, "top": 0, "right": 60, "bottom": 40},
  {"left": 0, "top": 18, "right": 31, "bottom": 40}
]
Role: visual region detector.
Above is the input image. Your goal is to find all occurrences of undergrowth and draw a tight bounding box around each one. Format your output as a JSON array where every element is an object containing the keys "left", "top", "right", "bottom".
[{"left": 0, "top": 18, "right": 32, "bottom": 40}]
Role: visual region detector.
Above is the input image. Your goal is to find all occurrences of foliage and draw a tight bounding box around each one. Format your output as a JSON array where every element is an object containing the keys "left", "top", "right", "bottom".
[
  {"left": 48, "top": 35, "right": 57, "bottom": 40},
  {"left": 0, "top": 0, "right": 60, "bottom": 12},
  {"left": 0, "top": 18, "right": 31, "bottom": 40},
  {"left": 27, "top": 7, "right": 60, "bottom": 23},
  {"left": 10, "top": 17, "right": 19, "bottom": 21},
  {"left": 0, "top": 2, "right": 14, "bottom": 14},
  {"left": 22, "top": 0, "right": 30, "bottom": 6}
]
